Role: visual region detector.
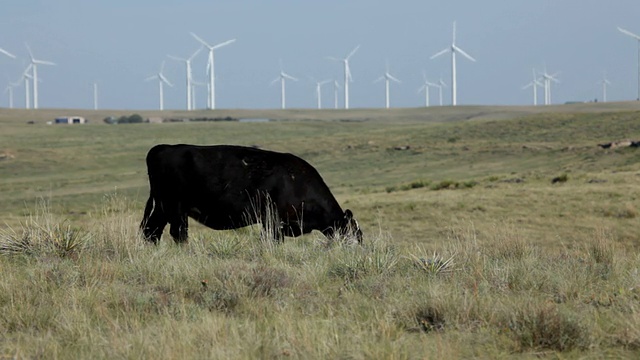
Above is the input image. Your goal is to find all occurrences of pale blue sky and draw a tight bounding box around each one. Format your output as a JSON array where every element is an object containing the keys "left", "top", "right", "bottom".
[{"left": 1, "top": 0, "right": 639, "bottom": 110}]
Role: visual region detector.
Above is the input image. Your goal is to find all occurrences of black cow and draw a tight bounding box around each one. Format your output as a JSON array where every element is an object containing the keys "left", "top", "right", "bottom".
[{"left": 140, "top": 144, "right": 363, "bottom": 244}]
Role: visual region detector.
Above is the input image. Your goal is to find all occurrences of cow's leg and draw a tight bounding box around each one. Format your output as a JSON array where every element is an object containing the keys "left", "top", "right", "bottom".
[
  {"left": 140, "top": 197, "right": 167, "bottom": 244},
  {"left": 169, "top": 211, "right": 189, "bottom": 244}
]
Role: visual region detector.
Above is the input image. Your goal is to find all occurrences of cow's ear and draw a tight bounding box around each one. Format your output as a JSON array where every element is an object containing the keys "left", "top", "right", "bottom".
[{"left": 344, "top": 209, "right": 353, "bottom": 219}]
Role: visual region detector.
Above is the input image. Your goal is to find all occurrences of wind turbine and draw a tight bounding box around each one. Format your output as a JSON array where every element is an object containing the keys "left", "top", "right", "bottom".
[
  {"left": 599, "top": 72, "right": 611, "bottom": 102},
  {"left": 522, "top": 69, "right": 543, "bottom": 106},
  {"left": 271, "top": 67, "right": 297, "bottom": 109},
  {"left": 333, "top": 80, "right": 341, "bottom": 109},
  {"left": 540, "top": 68, "right": 560, "bottom": 105},
  {"left": 618, "top": 26, "right": 640, "bottom": 100},
  {"left": 190, "top": 78, "right": 207, "bottom": 110},
  {"left": 434, "top": 78, "right": 447, "bottom": 106},
  {"left": 93, "top": 82, "right": 98, "bottom": 110},
  {"left": 190, "top": 32, "right": 235, "bottom": 109},
  {"left": 312, "top": 78, "right": 331, "bottom": 109},
  {"left": 4, "top": 81, "right": 18, "bottom": 108},
  {"left": 374, "top": 64, "right": 401, "bottom": 109},
  {"left": 328, "top": 45, "right": 359, "bottom": 109},
  {"left": 168, "top": 47, "right": 202, "bottom": 111},
  {"left": 418, "top": 72, "right": 438, "bottom": 107},
  {"left": 20, "top": 64, "right": 33, "bottom": 109},
  {"left": 0, "top": 46, "right": 15, "bottom": 59},
  {"left": 25, "top": 43, "right": 55, "bottom": 109},
  {"left": 145, "top": 60, "right": 173, "bottom": 111},
  {"left": 431, "top": 21, "right": 476, "bottom": 106}
]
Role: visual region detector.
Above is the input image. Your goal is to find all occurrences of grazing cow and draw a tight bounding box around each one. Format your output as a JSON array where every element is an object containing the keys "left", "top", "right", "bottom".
[{"left": 140, "top": 144, "right": 363, "bottom": 244}]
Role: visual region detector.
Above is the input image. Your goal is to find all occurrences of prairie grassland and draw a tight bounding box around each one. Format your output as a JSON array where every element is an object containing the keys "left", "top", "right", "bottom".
[{"left": 1, "top": 104, "right": 640, "bottom": 358}]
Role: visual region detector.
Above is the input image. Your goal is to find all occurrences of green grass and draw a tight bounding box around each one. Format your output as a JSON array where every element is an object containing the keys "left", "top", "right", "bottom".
[{"left": 2, "top": 103, "right": 640, "bottom": 357}]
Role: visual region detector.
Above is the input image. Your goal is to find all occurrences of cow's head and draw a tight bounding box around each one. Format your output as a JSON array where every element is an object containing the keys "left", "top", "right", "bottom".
[{"left": 338, "top": 209, "right": 363, "bottom": 243}]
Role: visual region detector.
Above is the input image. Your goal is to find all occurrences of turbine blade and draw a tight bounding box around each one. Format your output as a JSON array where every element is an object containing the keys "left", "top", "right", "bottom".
[
  {"left": 373, "top": 76, "right": 384, "bottom": 83},
  {"left": 188, "top": 47, "right": 203, "bottom": 60},
  {"left": 159, "top": 74, "right": 173, "bottom": 86},
  {"left": 190, "top": 32, "right": 212, "bottom": 48},
  {"left": 282, "top": 72, "right": 298, "bottom": 81},
  {"left": 145, "top": 75, "right": 158, "bottom": 82},
  {"left": 387, "top": 73, "right": 401, "bottom": 83},
  {"left": 430, "top": 48, "right": 449, "bottom": 59},
  {"left": 24, "top": 43, "right": 34, "bottom": 61},
  {"left": 34, "top": 59, "right": 56, "bottom": 66},
  {"left": 618, "top": 27, "right": 640, "bottom": 41},
  {"left": 452, "top": 21, "right": 457, "bottom": 44},
  {"left": 167, "top": 54, "right": 186, "bottom": 62},
  {"left": 0, "top": 47, "right": 15, "bottom": 59},
  {"left": 453, "top": 45, "right": 476, "bottom": 61},
  {"left": 212, "top": 39, "right": 236, "bottom": 50},
  {"left": 346, "top": 45, "right": 360, "bottom": 60}
]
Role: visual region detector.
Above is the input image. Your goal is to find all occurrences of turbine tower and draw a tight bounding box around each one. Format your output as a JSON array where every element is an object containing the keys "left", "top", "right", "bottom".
[
  {"left": 168, "top": 47, "right": 202, "bottom": 111},
  {"left": 191, "top": 78, "right": 207, "bottom": 110},
  {"left": 190, "top": 32, "right": 235, "bottom": 109},
  {"left": 25, "top": 43, "right": 55, "bottom": 109},
  {"left": 4, "top": 81, "right": 18, "bottom": 108},
  {"left": 599, "top": 72, "right": 611, "bottom": 102},
  {"left": 93, "top": 82, "right": 98, "bottom": 110},
  {"left": 434, "top": 78, "right": 447, "bottom": 106},
  {"left": 328, "top": 45, "right": 359, "bottom": 109},
  {"left": 418, "top": 72, "right": 438, "bottom": 107},
  {"left": 431, "top": 21, "right": 476, "bottom": 106},
  {"left": 271, "top": 68, "right": 297, "bottom": 109},
  {"left": 312, "top": 79, "right": 331, "bottom": 109},
  {"left": 618, "top": 26, "right": 640, "bottom": 100},
  {"left": 21, "top": 64, "right": 33, "bottom": 109},
  {"left": 374, "top": 64, "right": 401, "bottom": 109},
  {"left": 333, "top": 80, "right": 341, "bottom": 109},
  {"left": 145, "top": 61, "right": 173, "bottom": 110},
  {"left": 522, "top": 69, "right": 543, "bottom": 106}
]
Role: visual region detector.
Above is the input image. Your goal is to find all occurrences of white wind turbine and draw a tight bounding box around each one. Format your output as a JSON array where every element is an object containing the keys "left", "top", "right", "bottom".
[
  {"left": 25, "top": 43, "right": 55, "bottom": 109},
  {"left": 618, "top": 26, "right": 640, "bottom": 100},
  {"left": 333, "top": 80, "right": 341, "bottom": 109},
  {"left": 312, "top": 78, "right": 331, "bottom": 109},
  {"left": 522, "top": 69, "right": 543, "bottom": 106},
  {"left": 271, "top": 67, "right": 297, "bottom": 109},
  {"left": 145, "top": 61, "right": 173, "bottom": 110},
  {"left": 540, "top": 68, "right": 560, "bottom": 105},
  {"left": 4, "top": 81, "right": 19, "bottom": 108},
  {"left": 599, "top": 72, "right": 611, "bottom": 102},
  {"left": 431, "top": 21, "right": 476, "bottom": 106},
  {"left": 190, "top": 32, "right": 235, "bottom": 109},
  {"left": 434, "top": 78, "right": 447, "bottom": 106},
  {"left": 168, "top": 47, "right": 202, "bottom": 111},
  {"left": 418, "top": 72, "right": 438, "bottom": 107},
  {"left": 93, "top": 82, "right": 98, "bottom": 110},
  {"left": 374, "top": 64, "right": 401, "bottom": 109},
  {"left": 191, "top": 78, "right": 207, "bottom": 110},
  {"left": 20, "top": 64, "right": 33, "bottom": 109},
  {"left": 328, "top": 45, "right": 360, "bottom": 109}
]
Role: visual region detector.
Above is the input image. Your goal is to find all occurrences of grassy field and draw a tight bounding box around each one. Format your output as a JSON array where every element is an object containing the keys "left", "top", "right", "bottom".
[{"left": 1, "top": 103, "right": 640, "bottom": 358}]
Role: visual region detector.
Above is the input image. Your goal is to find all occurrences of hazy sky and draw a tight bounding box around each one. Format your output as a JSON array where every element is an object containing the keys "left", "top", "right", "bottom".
[{"left": 1, "top": 0, "right": 639, "bottom": 110}]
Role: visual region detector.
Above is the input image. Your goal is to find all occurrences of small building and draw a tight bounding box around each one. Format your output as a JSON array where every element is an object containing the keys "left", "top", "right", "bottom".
[{"left": 54, "top": 116, "right": 87, "bottom": 124}]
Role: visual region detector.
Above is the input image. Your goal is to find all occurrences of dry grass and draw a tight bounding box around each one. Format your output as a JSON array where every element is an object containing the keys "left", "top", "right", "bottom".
[
  {"left": 2, "top": 105, "right": 640, "bottom": 357},
  {"left": 0, "top": 194, "right": 639, "bottom": 358}
]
